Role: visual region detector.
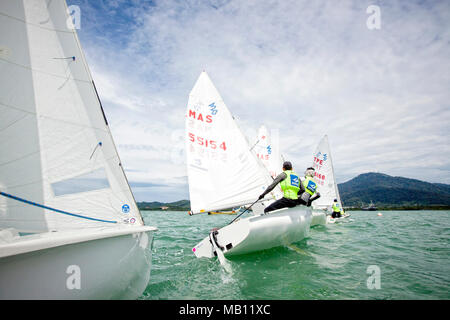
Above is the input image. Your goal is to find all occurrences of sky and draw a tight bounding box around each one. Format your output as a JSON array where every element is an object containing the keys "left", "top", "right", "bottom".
[{"left": 66, "top": 0, "right": 450, "bottom": 202}]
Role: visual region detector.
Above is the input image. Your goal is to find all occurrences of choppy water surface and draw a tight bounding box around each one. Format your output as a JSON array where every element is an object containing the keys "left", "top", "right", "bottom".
[{"left": 140, "top": 210, "right": 450, "bottom": 300}]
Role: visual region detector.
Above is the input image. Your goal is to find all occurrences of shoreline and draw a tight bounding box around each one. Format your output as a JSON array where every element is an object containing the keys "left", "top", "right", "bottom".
[
  {"left": 138, "top": 206, "right": 450, "bottom": 211},
  {"left": 344, "top": 206, "right": 450, "bottom": 211}
]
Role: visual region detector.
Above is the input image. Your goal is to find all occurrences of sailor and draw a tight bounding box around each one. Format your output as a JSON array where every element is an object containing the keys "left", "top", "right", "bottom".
[
  {"left": 331, "top": 199, "right": 342, "bottom": 218},
  {"left": 258, "top": 161, "right": 300, "bottom": 214},
  {"left": 296, "top": 167, "right": 321, "bottom": 207}
]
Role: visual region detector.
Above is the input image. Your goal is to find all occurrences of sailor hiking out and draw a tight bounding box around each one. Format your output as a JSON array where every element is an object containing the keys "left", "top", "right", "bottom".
[
  {"left": 258, "top": 161, "right": 301, "bottom": 213},
  {"left": 296, "top": 167, "right": 321, "bottom": 207}
]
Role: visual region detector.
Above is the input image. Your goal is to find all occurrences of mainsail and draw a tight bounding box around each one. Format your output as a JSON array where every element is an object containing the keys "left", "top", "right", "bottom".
[
  {"left": 185, "top": 72, "right": 276, "bottom": 214},
  {"left": 0, "top": 0, "right": 143, "bottom": 233},
  {"left": 254, "top": 125, "right": 284, "bottom": 179},
  {"left": 311, "top": 135, "right": 343, "bottom": 211}
]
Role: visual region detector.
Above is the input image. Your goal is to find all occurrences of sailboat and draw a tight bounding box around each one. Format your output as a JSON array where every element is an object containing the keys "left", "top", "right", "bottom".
[
  {"left": 186, "top": 72, "right": 312, "bottom": 258},
  {"left": 311, "top": 135, "right": 348, "bottom": 225},
  {"left": 0, "top": 0, "right": 157, "bottom": 299},
  {"left": 362, "top": 201, "right": 377, "bottom": 211}
]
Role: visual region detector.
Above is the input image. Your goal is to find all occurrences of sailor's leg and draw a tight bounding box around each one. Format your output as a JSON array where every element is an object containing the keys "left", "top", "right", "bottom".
[{"left": 264, "top": 198, "right": 290, "bottom": 213}]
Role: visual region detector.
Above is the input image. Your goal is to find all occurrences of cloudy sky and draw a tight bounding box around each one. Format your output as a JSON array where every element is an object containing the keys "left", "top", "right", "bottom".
[{"left": 66, "top": 0, "right": 450, "bottom": 202}]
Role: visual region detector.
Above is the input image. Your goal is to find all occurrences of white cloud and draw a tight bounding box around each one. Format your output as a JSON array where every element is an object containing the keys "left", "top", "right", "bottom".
[{"left": 73, "top": 0, "right": 450, "bottom": 201}]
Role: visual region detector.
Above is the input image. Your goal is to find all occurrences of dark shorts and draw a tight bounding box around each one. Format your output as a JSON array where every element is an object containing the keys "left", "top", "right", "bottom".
[
  {"left": 332, "top": 212, "right": 342, "bottom": 218},
  {"left": 264, "top": 197, "right": 298, "bottom": 213}
]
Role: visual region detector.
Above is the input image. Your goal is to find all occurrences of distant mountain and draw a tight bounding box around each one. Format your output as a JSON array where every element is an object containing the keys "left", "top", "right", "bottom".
[
  {"left": 137, "top": 200, "right": 190, "bottom": 211},
  {"left": 137, "top": 172, "right": 450, "bottom": 211},
  {"left": 338, "top": 172, "right": 450, "bottom": 208}
]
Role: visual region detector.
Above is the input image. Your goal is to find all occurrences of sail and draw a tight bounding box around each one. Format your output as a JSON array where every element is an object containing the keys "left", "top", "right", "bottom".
[
  {"left": 0, "top": 0, "right": 143, "bottom": 233},
  {"left": 185, "top": 72, "right": 275, "bottom": 214},
  {"left": 254, "top": 125, "right": 284, "bottom": 179},
  {"left": 311, "top": 135, "right": 343, "bottom": 211}
]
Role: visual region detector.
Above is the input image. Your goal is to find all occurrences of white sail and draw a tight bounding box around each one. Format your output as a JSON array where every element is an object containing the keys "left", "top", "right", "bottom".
[
  {"left": 0, "top": 0, "right": 143, "bottom": 233},
  {"left": 185, "top": 72, "right": 276, "bottom": 214},
  {"left": 0, "top": 0, "right": 157, "bottom": 300},
  {"left": 311, "top": 135, "right": 343, "bottom": 211},
  {"left": 254, "top": 125, "right": 284, "bottom": 179}
]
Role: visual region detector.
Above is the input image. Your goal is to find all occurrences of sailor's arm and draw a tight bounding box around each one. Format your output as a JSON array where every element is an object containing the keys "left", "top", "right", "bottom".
[
  {"left": 258, "top": 172, "right": 287, "bottom": 199},
  {"left": 310, "top": 192, "right": 321, "bottom": 202},
  {"left": 306, "top": 192, "right": 321, "bottom": 206},
  {"left": 299, "top": 178, "right": 306, "bottom": 193}
]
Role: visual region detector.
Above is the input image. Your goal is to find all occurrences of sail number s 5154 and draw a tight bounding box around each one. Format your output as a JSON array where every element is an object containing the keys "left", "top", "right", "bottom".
[{"left": 188, "top": 133, "right": 227, "bottom": 151}]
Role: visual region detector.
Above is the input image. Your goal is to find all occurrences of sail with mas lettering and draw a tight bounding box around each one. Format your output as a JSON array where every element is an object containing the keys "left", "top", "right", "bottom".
[{"left": 185, "top": 72, "right": 278, "bottom": 214}]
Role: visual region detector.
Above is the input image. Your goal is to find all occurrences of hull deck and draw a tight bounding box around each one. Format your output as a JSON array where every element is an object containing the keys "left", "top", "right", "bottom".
[
  {"left": 193, "top": 206, "right": 312, "bottom": 258},
  {"left": 0, "top": 226, "right": 157, "bottom": 299}
]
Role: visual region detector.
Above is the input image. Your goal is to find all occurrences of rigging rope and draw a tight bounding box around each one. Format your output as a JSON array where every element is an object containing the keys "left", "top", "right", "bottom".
[{"left": 0, "top": 191, "right": 117, "bottom": 224}]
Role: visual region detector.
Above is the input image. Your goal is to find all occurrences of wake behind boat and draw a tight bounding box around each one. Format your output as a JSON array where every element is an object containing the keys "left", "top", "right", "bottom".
[
  {"left": 0, "top": 0, "right": 157, "bottom": 299},
  {"left": 185, "top": 72, "right": 312, "bottom": 258}
]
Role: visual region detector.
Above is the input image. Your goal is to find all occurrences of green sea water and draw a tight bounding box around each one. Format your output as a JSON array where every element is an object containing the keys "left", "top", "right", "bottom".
[{"left": 139, "top": 210, "right": 450, "bottom": 300}]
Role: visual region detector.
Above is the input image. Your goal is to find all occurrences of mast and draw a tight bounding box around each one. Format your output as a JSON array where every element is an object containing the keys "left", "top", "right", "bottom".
[{"left": 325, "top": 135, "right": 343, "bottom": 208}]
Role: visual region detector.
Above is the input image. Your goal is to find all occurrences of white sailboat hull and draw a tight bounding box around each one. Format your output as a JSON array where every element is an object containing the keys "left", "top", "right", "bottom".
[
  {"left": 311, "top": 209, "right": 327, "bottom": 226},
  {"left": 0, "top": 226, "right": 156, "bottom": 299},
  {"left": 326, "top": 213, "right": 351, "bottom": 224},
  {"left": 192, "top": 206, "right": 312, "bottom": 258}
]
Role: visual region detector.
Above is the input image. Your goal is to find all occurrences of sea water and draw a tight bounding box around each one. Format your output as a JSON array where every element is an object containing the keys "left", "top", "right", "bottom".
[{"left": 139, "top": 210, "right": 450, "bottom": 300}]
